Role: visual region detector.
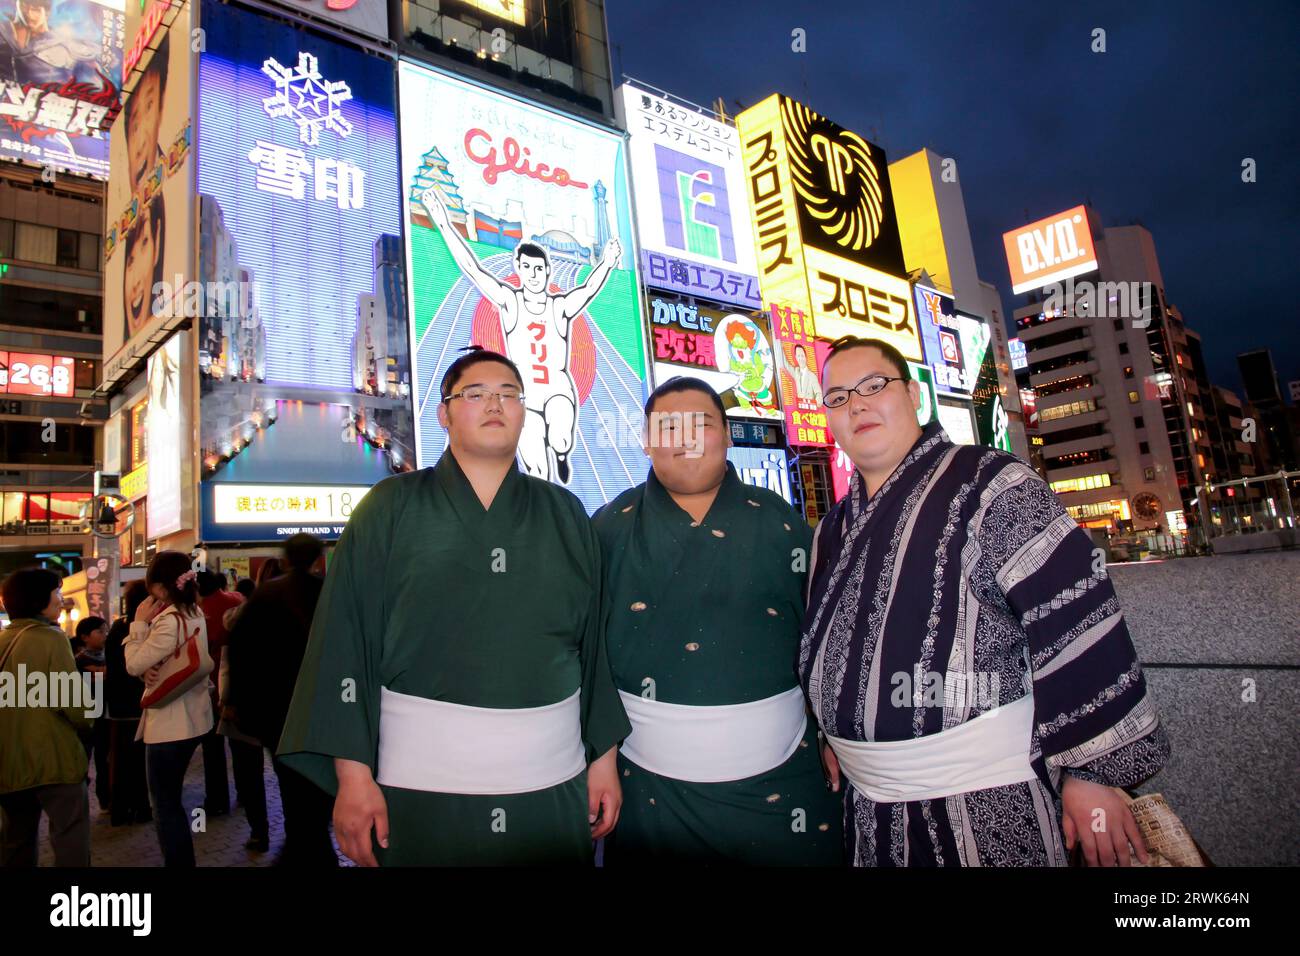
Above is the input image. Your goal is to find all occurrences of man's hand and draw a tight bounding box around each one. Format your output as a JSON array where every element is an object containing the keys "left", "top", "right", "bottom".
[
  {"left": 421, "top": 187, "right": 450, "bottom": 229},
  {"left": 819, "top": 733, "right": 841, "bottom": 794},
  {"left": 587, "top": 746, "right": 622, "bottom": 840},
  {"left": 334, "top": 758, "right": 389, "bottom": 867},
  {"left": 602, "top": 237, "right": 622, "bottom": 267},
  {"left": 1061, "top": 776, "right": 1149, "bottom": 867}
]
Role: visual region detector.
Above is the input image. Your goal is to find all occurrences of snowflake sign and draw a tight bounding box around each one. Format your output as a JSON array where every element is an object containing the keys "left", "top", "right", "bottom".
[{"left": 261, "top": 52, "right": 354, "bottom": 146}]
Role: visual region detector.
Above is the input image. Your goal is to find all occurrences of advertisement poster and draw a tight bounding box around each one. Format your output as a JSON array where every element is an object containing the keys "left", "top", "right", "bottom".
[
  {"left": 146, "top": 329, "right": 188, "bottom": 536},
  {"left": 771, "top": 301, "right": 829, "bottom": 446},
  {"left": 915, "top": 283, "right": 978, "bottom": 397},
  {"left": 196, "top": 0, "right": 414, "bottom": 542},
  {"left": 102, "top": 0, "right": 192, "bottom": 382},
  {"left": 647, "top": 292, "right": 779, "bottom": 421},
  {"left": 399, "top": 60, "right": 649, "bottom": 514},
  {"left": 0, "top": 0, "right": 124, "bottom": 179},
  {"left": 616, "top": 83, "right": 760, "bottom": 309}
]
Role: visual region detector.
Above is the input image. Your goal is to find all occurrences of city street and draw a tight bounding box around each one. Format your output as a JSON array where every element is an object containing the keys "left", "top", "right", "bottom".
[{"left": 36, "top": 549, "right": 1298, "bottom": 868}]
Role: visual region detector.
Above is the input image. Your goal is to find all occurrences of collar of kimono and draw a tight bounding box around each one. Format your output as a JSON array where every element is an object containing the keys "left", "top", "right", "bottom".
[
  {"left": 800, "top": 421, "right": 952, "bottom": 689},
  {"left": 643, "top": 460, "right": 744, "bottom": 530},
  {"left": 846, "top": 420, "right": 950, "bottom": 524},
  {"left": 436, "top": 447, "right": 523, "bottom": 519}
]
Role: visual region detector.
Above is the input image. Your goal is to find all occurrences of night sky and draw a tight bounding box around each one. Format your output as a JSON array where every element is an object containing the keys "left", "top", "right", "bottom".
[{"left": 607, "top": 0, "right": 1300, "bottom": 396}]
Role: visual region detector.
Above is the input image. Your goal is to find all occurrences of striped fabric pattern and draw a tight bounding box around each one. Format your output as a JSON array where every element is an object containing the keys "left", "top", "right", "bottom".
[{"left": 801, "top": 421, "right": 1170, "bottom": 866}]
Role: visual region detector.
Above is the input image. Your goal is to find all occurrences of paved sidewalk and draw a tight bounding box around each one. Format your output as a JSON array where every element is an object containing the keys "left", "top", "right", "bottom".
[{"left": 38, "top": 741, "right": 352, "bottom": 867}]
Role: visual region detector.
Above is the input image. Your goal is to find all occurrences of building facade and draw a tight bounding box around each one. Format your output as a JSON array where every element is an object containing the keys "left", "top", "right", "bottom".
[{"left": 0, "top": 164, "right": 106, "bottom": 581}]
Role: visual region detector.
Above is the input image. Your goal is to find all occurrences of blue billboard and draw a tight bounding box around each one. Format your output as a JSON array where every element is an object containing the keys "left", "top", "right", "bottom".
[{"left": 196, "top": 0, "right": 414, "bottom": 542}]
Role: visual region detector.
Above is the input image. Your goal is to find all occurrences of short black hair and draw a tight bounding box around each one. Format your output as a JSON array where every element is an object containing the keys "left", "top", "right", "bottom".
[
  {"left": 440, "top": 346, "right": 524, "bottom": 401},
  {"left": 283, "top": 533, "right": 323, "bottom": 573},
  {"left": 75, "top": 616, "right": 106, "bottom": 638},
  {"left": 513, "top": 242, "right": 550, "bottom": 269},
  {"left": 122, "top": 579, "right": 149, "bottom": 621},
  {"left": 644, "top": 376, "right": 726, "bottom": 419},
  {"left": 820, "top": 335, "right": 911, "bottom": 384},
  {"left": 196, "top": 570, "right": 225, "bottom": 597},
  {"left": 1, "top": 567, "right": 62, "bottom": 620},
  {"left": 234, "top": 578, "right": 254, "bottom": 599}
]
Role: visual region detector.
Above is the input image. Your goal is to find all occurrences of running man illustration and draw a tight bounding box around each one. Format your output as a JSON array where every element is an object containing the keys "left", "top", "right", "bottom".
[{"left": 420, "top": 186, "right": 621, "bottom": 484}]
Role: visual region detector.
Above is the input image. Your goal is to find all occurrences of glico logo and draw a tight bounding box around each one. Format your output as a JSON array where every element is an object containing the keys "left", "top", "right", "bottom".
[
  {"left": 781, "top": 99, "right": 885, "bottom": 254},
  {"left": 463, "top": 128, "right": 589, "bottom": 190}
]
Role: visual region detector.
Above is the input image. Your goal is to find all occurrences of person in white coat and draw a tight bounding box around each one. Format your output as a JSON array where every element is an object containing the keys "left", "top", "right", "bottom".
[{"left": 125, "top": 550, "right": 213, "bottom": 867}]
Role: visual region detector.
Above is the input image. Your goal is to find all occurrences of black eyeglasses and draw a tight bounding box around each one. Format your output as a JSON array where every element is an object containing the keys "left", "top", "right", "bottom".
[{"left": 822, "top": 373, "right": 907, "bottom": 408}]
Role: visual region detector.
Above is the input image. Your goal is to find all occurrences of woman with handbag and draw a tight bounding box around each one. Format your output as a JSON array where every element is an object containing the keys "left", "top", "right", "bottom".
[{"left": 125, "top": 551, "right": 214, "bottom": 867}]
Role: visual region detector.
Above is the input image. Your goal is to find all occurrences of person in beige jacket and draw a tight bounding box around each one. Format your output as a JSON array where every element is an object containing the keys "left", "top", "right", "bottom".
[{"left": 125, "top": 550, "right": 213, "bottom": 867}]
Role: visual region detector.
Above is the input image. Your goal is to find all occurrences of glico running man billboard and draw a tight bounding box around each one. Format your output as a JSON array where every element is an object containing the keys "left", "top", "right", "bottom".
[
  {"left": 399, "top": 60, "right": 649, "bottom": 514},
  {"left": 195, "top": 0, "right": 414, "bottom": 542}
]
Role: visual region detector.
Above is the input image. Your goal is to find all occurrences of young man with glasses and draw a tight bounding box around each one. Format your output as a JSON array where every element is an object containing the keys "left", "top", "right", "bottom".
[
  {"left": 278, "top": 347, "right": 629, "bottom": 865},
  {"left": 800, "top": 335, "right": 1169, "bottom": 867}
]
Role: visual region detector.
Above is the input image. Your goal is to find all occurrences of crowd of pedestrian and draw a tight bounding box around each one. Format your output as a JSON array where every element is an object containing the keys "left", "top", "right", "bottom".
[{"left": 0, "top": 534, "right": 333, "bottom": 867}]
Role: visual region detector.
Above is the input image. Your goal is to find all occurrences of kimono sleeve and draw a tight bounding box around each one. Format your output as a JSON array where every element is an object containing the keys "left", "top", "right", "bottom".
[
  {"left": 977, "top": 463, "right": 1171, "bottom": 790},
  {"left": 579, "top": 514, "right": 631, "bottom": 763},
  {"left": 276, "top": 484, "right": 393, "bottom": 795}
]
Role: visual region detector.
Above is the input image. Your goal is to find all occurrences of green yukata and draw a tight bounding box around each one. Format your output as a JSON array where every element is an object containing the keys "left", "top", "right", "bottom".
[
  {"left": 278, "top": 451, "right": 630, "bottom": 865},
  {"left": 593, "top": 465, "right": 843, "bottom": 865}
]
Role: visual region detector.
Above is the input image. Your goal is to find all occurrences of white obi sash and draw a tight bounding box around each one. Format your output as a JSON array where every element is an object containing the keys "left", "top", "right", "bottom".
[
  {"left": 376, "top": 687, "right": 586, "bottom": 795},
  {"left": 618, "top": 686, "right": 807, "bottom": 784},
  {"left": 824, "top": 693, "right": 1038, "bottom": 803}
]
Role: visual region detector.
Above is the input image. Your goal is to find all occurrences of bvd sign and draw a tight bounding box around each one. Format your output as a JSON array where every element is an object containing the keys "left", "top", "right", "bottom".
[{"left": 1003, "top": 204, "right": 1098, "bottom": 295}]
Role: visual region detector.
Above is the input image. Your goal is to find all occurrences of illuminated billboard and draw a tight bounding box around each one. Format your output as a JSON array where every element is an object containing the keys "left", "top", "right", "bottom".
[
  {"left": 938, "top": 400, "right": 977, "bottom": 446},
  {"left": 0, "top": 352, "right": 75, "bottom": 396},
  {"left": 647, "top": 293, "right": 779, "bottom": 422},
  {"left": 1009, "top": 336, "right": 1027, "bottom": 370},
  {"left": 1003, "top": 204, "right": 1098, "bottom": 295},
  {"left": 726, "top": 446, "right": 792, "bottom": 505},
  {"left": 0, "top": 0, "right": 124, "bottom": 180},
  {"left": 616, "top": 83, "right": 760, "bottom": 310},
  {"left": 914, "top": 283, "right": 985, "bottom": 397},
  {"left": 195, "top": 0, "right": 415, "bottom": 543},
  {"left": 102, "top": 1, "right": 193, "bottom": 382},
  {"left": 399, "top": 60, "right": 649, "bottom": 514},
  {"left": 146, "top": 330, "right": 188, "bottom": 537},
  {"left": 458, "top": 0, "right": 526, "bottom": 26},
  {"left": 967, "top": 314, "right": 1011, "bottom": 451},
  {"left": 772, "top": 302, "right": 829, "bottom": 446},
  {"left": 736, "top": 93, "right": 921, "bottom": 364},
  {"left": 262, "top": 0, "right": 388, "bottom": 39}
]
